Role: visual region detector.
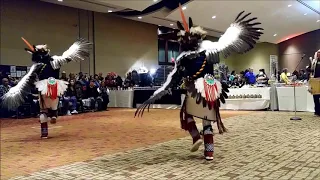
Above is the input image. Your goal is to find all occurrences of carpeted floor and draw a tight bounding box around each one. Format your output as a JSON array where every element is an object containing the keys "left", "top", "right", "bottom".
[{"left": 0, "top": 108, "right": 249, "bottom": 179}]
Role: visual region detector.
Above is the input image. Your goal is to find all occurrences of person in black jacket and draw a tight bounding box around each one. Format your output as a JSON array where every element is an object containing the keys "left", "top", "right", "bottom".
[
  {"left": 86, "top": 80, "right": 99, "bottom": 110},
  {"left": 66, "top": 79, "right": 78, "bottom": 114}
]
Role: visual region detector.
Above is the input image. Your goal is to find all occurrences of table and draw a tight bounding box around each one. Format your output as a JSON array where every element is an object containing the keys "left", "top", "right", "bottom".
[
  {"left": 220, "top": 87, "right": 271, "bottom": 110},
  {"left": 276, "top": 86, "right": 314, "bottom": 112},
  {"left": 133, "top": 89, "right": 181, "bottom": 108},
  {"left": 108, "top": 90, "right": 134, "bottom": 108}
]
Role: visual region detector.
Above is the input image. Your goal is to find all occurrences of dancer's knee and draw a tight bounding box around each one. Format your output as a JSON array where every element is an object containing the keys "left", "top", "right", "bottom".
[{"left": 39, "top": 113, "right": 48, "bottom": 123}]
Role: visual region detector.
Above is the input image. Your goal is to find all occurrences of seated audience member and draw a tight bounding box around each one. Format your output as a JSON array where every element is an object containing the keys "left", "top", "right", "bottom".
[
  {"left": 256, "top": 69, "right": 269, "bottom": 84},
  {"left": 298, "top": 69, "right": 308, "bottom": 81},
  {"left": 131, "top": 70, "right": 140, "bottom": 86},
  {"left": 60, "top": 71, "right": 68, "bottom": 81},
  {"left": 86, "top": 80, "right": 99, "bottom": 110},
  {"left": 93, "top": 74, "right": 101, "bottom": 87},
  {"left": 0, "top": 78, "right": 12, "bottom": 118},
  {"left": 98, "top": 73, "right": 104, "bottom": 82},
  {"left": 245, "top": 68, "right": 256, "bottom": 84},
  {"left": 229, "top": 71, "right": 236, "bottom": 82},
  {"left": 280, "top": 68, "right": 290, "bottom": 84},
  {"left": 105, "top": 75, "right": 116, "bottom": 89},
  {"left": 69, "top": 73, "right": 76, "bottom": 82},
  {"left": 75, "top": 81, "right": 84, "bottom": 111},
  {"left": 0, "top": 78, "right": 11, "bottom": 97},
  {"left": 79, "top": 75, "right": 88, "bottom": 93},
  {"left": 115, "top": 75, "right": 123, "bottom": 88},
  {"left": 124, "top": 72, "right": 134, "bottom": 88},
  {"left": 98, "top": 81, "right": 110, "bottom": 111},
  {"left": 66, "top": 79, "right": 78, "bottom": 114}
]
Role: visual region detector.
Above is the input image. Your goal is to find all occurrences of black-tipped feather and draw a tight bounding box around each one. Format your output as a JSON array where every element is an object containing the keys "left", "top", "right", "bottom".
[{"left": 177, "top": 21, "right": 184, "bottom": 31}]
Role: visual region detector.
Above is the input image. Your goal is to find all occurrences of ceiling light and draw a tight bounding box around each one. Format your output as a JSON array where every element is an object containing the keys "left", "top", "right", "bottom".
[
  {"left": 304, "top": 13, "right": 307, "bottom": 15},
  {"left": 288, "top": 4, "right": 292, "bottom": 7},
  {"left": 170, "top": 24, "right": 174, "bottom": 26},
  {"left": 212, "top": 16, "right": 216, "bottom": 19},
  {"left": 58, "top": 0, "right": 63, "bottom": 1},
  {"left": 273, "top": 34, "right": 277, "bottom": 36},
  {"left": 108, "top": 10, "right": 112, "bottom": 13},
  {"left": 317, "top": 20, "right": 320, "bottom": 22},
  {"left": 182, "top": 6, "right": 187, "bottom": 10},
  {"left": 138, "top": 16, "right": 142, "bottom": 19},
  {"left": 153, "top": 0, "right": 158, "bottom": 2}
]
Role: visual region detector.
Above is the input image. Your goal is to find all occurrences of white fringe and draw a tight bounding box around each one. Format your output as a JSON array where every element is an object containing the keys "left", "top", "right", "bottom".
[{"left": 35, "top": 79, "right": 68, "bottom": 96}]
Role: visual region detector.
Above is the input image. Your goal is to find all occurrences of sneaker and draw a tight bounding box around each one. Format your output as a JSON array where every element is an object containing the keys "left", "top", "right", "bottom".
[
  {"left": 67, "top": 110, "right": 72, "bottom": 116},
  {"left": 190, "top": 139, "right": 203, "bottom": 152},
  {"left": 50, "top": 117, "right": 57, "bottom": 124},
  {"left": 41, "top": 135, "right": 48, "bottom": 139},
  {"left": 71, "top": 110, "right": 78, "bottom": 114}
]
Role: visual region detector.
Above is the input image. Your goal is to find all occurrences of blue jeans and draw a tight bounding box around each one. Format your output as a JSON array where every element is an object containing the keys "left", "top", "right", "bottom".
[
  {"left": 314, "top": 95, "right": 320, "bottom": 115},
  {"left": 66, "top": 96, "right": 77, "bottom": 111}
]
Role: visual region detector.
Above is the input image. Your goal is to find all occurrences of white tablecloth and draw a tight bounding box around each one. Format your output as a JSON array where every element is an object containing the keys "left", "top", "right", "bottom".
[
  {"left": 276, "top": 86, "right": 314, "bottom": 112},
  {"left": 108, "top": 90, "right": 134, "bottom": 108},
  {"left": 220, "top": 87, "right": 271, "bottom": 110}
]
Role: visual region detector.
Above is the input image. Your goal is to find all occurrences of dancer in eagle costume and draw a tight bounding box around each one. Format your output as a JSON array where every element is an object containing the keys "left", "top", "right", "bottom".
[
  {"left": 135, "top": 6, "right": 263, "bottom": 160},
  {"left": 1, "top": 38, "right": 91, "bottom": 138}
]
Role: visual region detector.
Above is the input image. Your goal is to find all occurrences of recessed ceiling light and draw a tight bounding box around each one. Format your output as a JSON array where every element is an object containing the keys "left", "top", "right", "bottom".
[
  {"left": 212, "top": 16, "right": 216, "bottom": 19},
  {"left": 273, "top": 34, "right": 277, "bottom": 36},
  {"left": 317, "top": 20, "right": 320, "bottom": 22},
  {"left": 153, "top": 0, "right": 158, "bottom": 2},
  {"left": 108, "top": 10, "right": 112, "bottom": 13},
  {"left": 182, "top": 6, "right": 187, "bottom": 10},
  {"left": 304, "top": 13, "right": 307, "bottom": 15},
  {"left": 170, "top": 24, "right": 174, "bottom": 26},
  {"left": 288, "top": 4, "right": 292, "bottom": 7},
  {"left": 138, "top": 16, "right": 142, "bottom": 19},
  {"left": 58, "top": 0, "right": 63, "bottom": 1}
]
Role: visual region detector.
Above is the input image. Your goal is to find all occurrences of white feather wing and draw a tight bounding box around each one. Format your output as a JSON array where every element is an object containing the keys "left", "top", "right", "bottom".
[{"left": 51, "top": 38, "right": 91, "bottom": 69}]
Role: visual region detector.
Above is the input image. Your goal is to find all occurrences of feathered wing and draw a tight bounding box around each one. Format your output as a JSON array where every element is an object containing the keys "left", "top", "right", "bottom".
[
  {"left": 198, "top": 11, "right": 263, "bottom": 63},
  {"left": 50, "top": 38, "right": 92, "bottom": 69},
  {"left": 1, "top": 63, "right": 43, "bottom": 110},
  {"left": 135, "top": 62, "right": 181, "bottom": 117}
]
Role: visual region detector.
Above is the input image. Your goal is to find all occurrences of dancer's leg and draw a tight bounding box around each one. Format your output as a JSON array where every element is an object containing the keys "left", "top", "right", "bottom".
[
  {"left": 39, "top": 112, "right": 48, "bottom": 139},
  {"left": 202, "top": 120, "right": 214, "bottom": 161},
  {"left": 186, "top": 114, "right": 202, "bottom": 152},
  {"left": 48, "top": 98, "right": 59, "bottom": 124}
]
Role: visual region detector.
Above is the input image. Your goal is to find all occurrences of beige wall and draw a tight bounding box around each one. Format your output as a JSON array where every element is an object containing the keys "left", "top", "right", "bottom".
[
  {"left": 0, "top": 0, "right": 80, "bottom": 73},
  {"left": 222, "top": 42, "right": 279, "bottom": 75},
  {"left": 94, "top": 13, "right": 158, "bottom": 77},
  {"left": 1, "top": 0, "right": 277, "bottom": 78},
  {"left": 0, "top": 0, "right": 158, "bottom": 77}
]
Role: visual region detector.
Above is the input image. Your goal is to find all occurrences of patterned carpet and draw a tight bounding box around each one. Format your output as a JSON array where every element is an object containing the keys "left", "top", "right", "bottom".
[{"left": 0, "top": 108, "right": 248, "bottom": 179}]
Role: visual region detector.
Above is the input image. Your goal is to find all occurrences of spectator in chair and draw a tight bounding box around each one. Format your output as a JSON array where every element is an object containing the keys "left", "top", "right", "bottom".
[
  {"left": 98, "top": 81, "right": 110, "bottom": 111},
  {"left": 98, "top": 73, "right": 104, "bottom": 82},
  {"left": 66, "top": 79, "right": 78, "bottom": 114},
  {"left": 115, "top": 75, "right": 123, "bottom": 88},
  {"left": 124, "top": 72, "right": 134, "bottom": 88},
  {"left": 60, "top": 71, "right": 68, "bottom": 81},
  {"left": 256, "top": 69, "right": 268, "bottom": 85},
  {"left": 245, "top": 68, "right": 256, "bottom": 84},
  {"left": 280, "top": 68, "right": 290, "bottom": 84},
  {"left": 0, "top": 78, "right": 11, "bottom": 97},
  {"left": 86, "top": 80, "right": 99, "bottom": 110}
]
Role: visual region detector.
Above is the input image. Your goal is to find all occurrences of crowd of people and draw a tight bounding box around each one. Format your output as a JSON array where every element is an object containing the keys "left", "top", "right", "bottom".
[
  {"left": 0, "top": 70, "right": 142, "bottom": 118},
  {"left": 226, "top": 67, "right": 311, "bottom": 88}
]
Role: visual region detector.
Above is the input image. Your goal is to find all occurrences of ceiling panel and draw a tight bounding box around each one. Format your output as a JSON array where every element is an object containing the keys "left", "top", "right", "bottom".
[
  {"left": 166, "top": 0, "right": 320, "bottom": 43},
  {"left": 101, "top": 0, "right": 158, "bottom": 11}
]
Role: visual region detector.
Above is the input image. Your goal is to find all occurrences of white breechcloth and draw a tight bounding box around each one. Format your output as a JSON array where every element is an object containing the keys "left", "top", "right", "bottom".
[
  {"left": 35, "top": 78, "right": 68, "bottom": 97},
  {"left": 35, "top": 78, "right": 68, "bottom": 110}
]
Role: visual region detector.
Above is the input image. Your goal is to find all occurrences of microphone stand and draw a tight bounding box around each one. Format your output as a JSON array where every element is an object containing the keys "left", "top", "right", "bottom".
[{"left": 290, "top": 55, "right": 305, "bottom": 121}]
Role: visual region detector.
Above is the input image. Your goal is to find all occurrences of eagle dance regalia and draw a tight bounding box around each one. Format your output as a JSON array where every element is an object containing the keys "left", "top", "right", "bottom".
[
  {"left": 1, "top": 38, "right": 91, "bottom": 138},
  {"left": 135, "top": 5, "right": 263, "bottom": 160}
]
